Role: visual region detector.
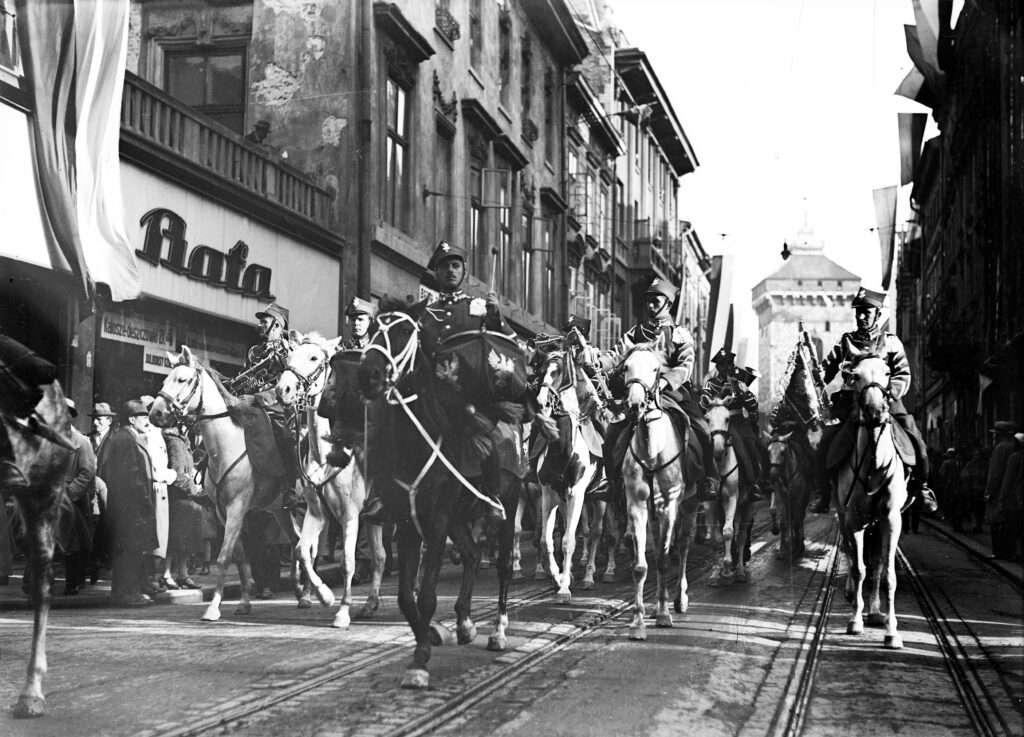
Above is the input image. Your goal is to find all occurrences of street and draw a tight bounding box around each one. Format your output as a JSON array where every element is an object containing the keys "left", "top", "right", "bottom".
[{"left": 2, "top": 509, "right": 1020, "bottom": 736}]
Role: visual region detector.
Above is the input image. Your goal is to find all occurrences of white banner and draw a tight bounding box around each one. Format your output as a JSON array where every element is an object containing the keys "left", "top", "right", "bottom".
[{"left": 101, "top": 311, "right": 245, "bottom": 374}]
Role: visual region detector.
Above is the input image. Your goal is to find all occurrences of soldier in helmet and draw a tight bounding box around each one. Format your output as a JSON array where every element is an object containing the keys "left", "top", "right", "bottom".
[
  {"left": 809, "top": 287, "right": 938, "bottom": 515},
  {"left": 342, "top": 297, "right": 376, "bottom": 350},
  {"left": 583, "top": 278, "right": 720, "bottom": 504},
  {"left": 699, "top": 352, "right": 767, "bottom": 501},
  {"left": 238, "top": 302, "right": 300, "bottom": 510}
]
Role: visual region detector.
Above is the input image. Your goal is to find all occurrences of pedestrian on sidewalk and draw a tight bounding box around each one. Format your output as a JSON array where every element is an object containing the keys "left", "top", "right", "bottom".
[
  {"left": 985, "top": 421, "right": 1019, "bottom": 560},
  {"left": 141, "top": 395, "right": 177, "bottom": 594},
  {"left": 953, "top": 447, "right": 988, "bottom": 533},
  {"left": 995, "top": 433, "right": 1024, "bottom": 563},
  {"left": 162, "top": 422, "right": 203, "bottom": 589},
  {"left": 56, "top": 399, "right": 95, "bottom": 595}
]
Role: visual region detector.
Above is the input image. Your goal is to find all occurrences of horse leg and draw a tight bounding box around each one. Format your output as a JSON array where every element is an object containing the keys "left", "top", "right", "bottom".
[
  {"left": 511, "top": 493, "right": 525, "bottom": 580},
  {"left": 488, "top": 489, "right": 518, "bottom": 652},
  {"left": 557, "top": 474, "right": 590, "bottom": 604},
  {"left": 881, "top": 508, "right": 903, "bottom": 648},
  {"left": 14, "top": 507, "right": 57, "bottom": 718},
  {"left": 355, "top": 522, "right": 385, "bottom": 619},
  {"left": 602, "top": 501, "right": 620, "bottom": 583},
  {"left": 204, "top": 496, "right": 248, "bottom": 622},
  {"left": 674, "top": 494, "right": 698, "bottom": 614},
  {"left": 293, "top": 503, "right": 331, "bottom": 609},
  {"left": 776, "top": 486, "right": 791, "bottom": 560},
  {"left": 394, "top": 522, "right": 431, "bottom": 689},
  {"left": 711, "top": 491, "right": 737, "bottom": 586},
  {"left": 865, "top": 526, "right": 885, "bottom": 627},
  {"left": 847, "top": 528, "right": 866, "bottom": 635},
  {"left": 734, "top": 500, "right": 754, "bottom": 583},
  {"left": 655, "top": 493, "right": 679, "bottom": 628},
  {"left": 539, "top": 486, "right": 559, "bottom": 584},
  {"left": 626, "top": 485, "right": 650, "bottom": 641},
  {"left": 447, "top": 519, "right": 479, "bottom": 645},
  {"left": 581, "top": 501, "right": 601, "bottom": 590}
]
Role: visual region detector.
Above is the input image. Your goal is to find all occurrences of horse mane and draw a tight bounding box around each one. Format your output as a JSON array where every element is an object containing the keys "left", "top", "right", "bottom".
[
  {"left": 706, "top": 396, "right": 733, "bottom": 410},
  {"left": 849, "top": 351, "right": 884, "bottom": 367},
  {"left": 622, "top": 342, "right": 667, "bottom": 366}
]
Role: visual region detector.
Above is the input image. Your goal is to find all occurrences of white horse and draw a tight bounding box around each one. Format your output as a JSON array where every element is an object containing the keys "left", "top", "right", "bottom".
[
  {"left": 834, "top": 354, "right": 908, "bottom": 649},
  {"left": 705, "top": 397, "right": 754, "bottom": 586},
  {"left": 276, "top": 331, "right": 384, "bottom": 628},
  {"left": 534, "top": 348, "right": 602, "bottom": 604},
  {"left": 619, "top": 341, "right": 698, "bottom": 640},
  {"left": 150, "top": 346, "right": 292, "bottom": 622}
]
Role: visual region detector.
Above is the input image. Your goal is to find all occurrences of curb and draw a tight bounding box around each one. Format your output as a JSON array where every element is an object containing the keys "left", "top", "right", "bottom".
[{"left": 921, "top": 517, "right": 1024, "bottom": 590}]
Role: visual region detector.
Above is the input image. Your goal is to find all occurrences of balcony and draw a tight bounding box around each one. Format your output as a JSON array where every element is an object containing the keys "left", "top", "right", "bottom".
[
  {"left": 120, "top": 72, "right": 332, "bottom": 229},
  {"left": 435, "top": 2, "right": 461, "bottom": 45}
]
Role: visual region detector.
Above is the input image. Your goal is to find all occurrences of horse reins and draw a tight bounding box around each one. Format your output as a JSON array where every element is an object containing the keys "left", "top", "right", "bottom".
[{"left": 280, "top": 341, "right": 331, "bottom": 412}]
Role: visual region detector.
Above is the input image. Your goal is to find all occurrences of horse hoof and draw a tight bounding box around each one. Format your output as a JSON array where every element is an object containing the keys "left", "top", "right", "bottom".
[
  {"left": 771, "top": 522, "right": 780, "bottom": 535},
  {"left": 883, "top": 634, "right": 903, "bottom": 650},
  {"left": 401, "top": 669, "right": 430, "bottom": 689},
  {"left": 602, "top": 572, "right": 616, "bottom": 584},
  {"left": 655, "top": 613, "right": 673, "bottom": 628},
  {"left": 866, "top": 613, "right": 886, "bottom": 627},
  {"left": 316, "top": 584, "right": 335, "bottom": 607},
  {"left": 354, "top": 601, "right": 380, "bottom": 620},
  {"left": 297, "top": 596, "right": 313, "bottom": 609},
  {"left": 847, "top": 620, "right": 864, "bottom": 635},
  {"left": 201, "top": 607, "right": 221, "bottom": 622},
  {"left": 13, "top": 695, "right": 45, "bottom": 718},
  {"left": 674, "top": 595, "right": 688, "bottom": 614},
  {"left": 332, "top": 609, "right": 351, "bottom": 629},
  {"left": 708, "top": 575, "right": 732, "bottom": 588},
  {"left": 235, "top": 602, "right": 252, "bottom": 615},
  {"left": 556, "top": 591, "right": 571, "bottom": 605},
  {"left": 511, "top": 570, "right": 525, "bottom": 581},
  {"left": 429, "top": 621, "right": 456, "bottom": 647},
  {"left": 580, "top": 580, "right": 594, "bottom": 591},
  {"left": 487, "top": 633, "right": 508, "bottom": 651},
  {"left": 628, "top": 625, "right": 647, "bottom": 641},
  {"left": 733, "top": 571, "right": 749, "bottom": 584},
  {"left": 457, "top": 622, "right": 477, "bottom": 645}
]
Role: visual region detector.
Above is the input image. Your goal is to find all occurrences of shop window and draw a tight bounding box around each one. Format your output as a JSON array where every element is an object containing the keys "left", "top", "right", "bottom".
[
  {"left": 385, "top": 76, "right": 410, "bottom": 231},
  {"left": 164, "top": 46, "right": 246, "bottom": 134}
]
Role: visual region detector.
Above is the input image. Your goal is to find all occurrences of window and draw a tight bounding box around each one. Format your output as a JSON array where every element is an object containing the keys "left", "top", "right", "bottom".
[
  {"left": 496, "top": 160, "right": 514, "bottom": 297},
  {"left": 540, "top": 208, "right": 557, "bottom": 324},
  {"left": 469, "top": 0, "right": 483, "bottom": 70},
  {"left": 543, "top": 67, "right": 554, "bottom": 162},
  {"left": 165, "top": 46, "right": 246, "bottom": 134},
  {"left": 498, "top": 10, "right": 511, "bottom": 107},
  {"left": 470, "top": 165, "right": 485, "bottom": 277},
  {"left": 522, "top": 211, "right": 533, "bottom": 309},
  {"left": 385, "top": 77, "right": 410, "bottom": 230},
  {"left": 520, "top": 35, "right": 532, "bottom": 116},
  {"left": 433, "top": 131, "right": 454, "bottom": 243}
]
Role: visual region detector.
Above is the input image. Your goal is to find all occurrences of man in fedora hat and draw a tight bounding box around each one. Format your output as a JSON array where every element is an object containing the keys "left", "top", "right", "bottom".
[
  {"left": 985, "top": 421, "right": 1019, "bottom": 559},
  {"left": 700, "top": 356, "right": 767, "bottom": 501},
  {"left": 88, "top": 402, "right": 116, "bottom": 456},
  {"left": 58, "top": 399, "right": 97, "bottom": 595},
  {"left": 810, "top": 287, "right": 937, "bottom": 515},
  {"left": 586, "top": 277, "right": 720, "bottom": 504}
]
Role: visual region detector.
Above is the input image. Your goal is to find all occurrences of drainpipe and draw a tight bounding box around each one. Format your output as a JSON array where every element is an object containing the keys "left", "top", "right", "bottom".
[{"left": 357, "top": 0, "right": 376, "bottom": 299}]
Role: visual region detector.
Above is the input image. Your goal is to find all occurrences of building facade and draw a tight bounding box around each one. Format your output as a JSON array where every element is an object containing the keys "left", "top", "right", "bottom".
[{"left": 751, "top": 227, "right": 860, "bottom": 412}]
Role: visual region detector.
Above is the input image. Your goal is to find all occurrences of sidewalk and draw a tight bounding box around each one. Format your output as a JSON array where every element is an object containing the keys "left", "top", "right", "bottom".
[
  {"left": 919, "top": 516, "right": 1023, "bottom": 590},
  {"left": 0, "top": 558, "right": 349, "bottom": 612}
]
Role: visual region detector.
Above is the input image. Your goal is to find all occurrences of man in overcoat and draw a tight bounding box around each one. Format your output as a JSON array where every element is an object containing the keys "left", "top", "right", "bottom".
[
  {"left": 58, "top": 399, "right": 96, "bottom": 595},
  {"left": 97, "top": 400, "right": 159, "bottom": 607}
]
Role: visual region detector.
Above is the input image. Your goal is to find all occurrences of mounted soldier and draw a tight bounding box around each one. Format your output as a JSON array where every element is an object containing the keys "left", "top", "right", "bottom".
[
  {"left": 583, "top": 277, "right": 719, "bottom": 504},
  {"left": 810, "top": 287, "right": 938, "bottom": 515},
  {"left": 699, "top": 350, "right": 767, "bottom": 501},
  {"left": 228, "top": 302, "right": 300, "bottom": 510}
]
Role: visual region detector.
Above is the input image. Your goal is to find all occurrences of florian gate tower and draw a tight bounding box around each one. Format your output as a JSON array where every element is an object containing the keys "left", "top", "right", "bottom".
[{"left": 751, "top": 226, "right": 862, "bottom": 413}]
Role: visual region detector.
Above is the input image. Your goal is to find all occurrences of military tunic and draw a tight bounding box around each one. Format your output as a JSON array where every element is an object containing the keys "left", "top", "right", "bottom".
[
  {"left": 820, "top": 328, "right": 911, "bottom": 400},
  {"left": 597, "top": 318, "right": 696, "bottom": 393},
  {"left": 418, "top": 290, "right": 514, "bottom": 360}
]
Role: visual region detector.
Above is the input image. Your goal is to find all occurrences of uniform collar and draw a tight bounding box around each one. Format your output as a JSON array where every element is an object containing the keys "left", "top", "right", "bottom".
[
  {"left": 853, "top": 324, "right": 882, "bottom": 342},
  {"left": 350, "top": 335, "right": 369, "bottom": 348},
  {"left": 433, "top": 290, "right": 467, "bottom": 305}
]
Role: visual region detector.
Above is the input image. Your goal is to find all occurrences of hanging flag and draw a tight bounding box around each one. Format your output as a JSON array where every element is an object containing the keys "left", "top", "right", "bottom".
[
  {"left": 898, "top": 113, "right": 928, "bottom": 186},
  {"left": 872, "top": 186, "right": 898, "bottom": 290},
  {"left": 977, "top": 373, "right": 993, "bottom": 413},
  {"left": 704, "top": 254, "right": 735, "bottom": 375},
  {"left": 75, "top": 0, "right": 140, "bottom": 302}
]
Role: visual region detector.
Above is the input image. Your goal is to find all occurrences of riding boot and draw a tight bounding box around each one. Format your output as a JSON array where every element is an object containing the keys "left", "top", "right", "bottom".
[
  {"left": 281, "top": 481, "right": 302, "bottom": 511},
  {"left": 809, "top": 485, "right": 831, "bottom": 514},
  {"left": 692, "top": 424, "right": 720, "bottom": 503}
]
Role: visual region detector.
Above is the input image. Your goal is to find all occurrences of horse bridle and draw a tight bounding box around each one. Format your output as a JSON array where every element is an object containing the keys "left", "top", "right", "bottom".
[
  {"left": 856, "top": 381, "right": 892, "bottom": 426},
  {"left": 280, "top": 342, "right": 331, "bottom": 411},
  {"left": 364, "top": 313, "right": 419, "bottom": 395},
  {"left": 623, "top": 372, "right": 660, "bottom": 421},
  {"left": 158, "top": 363, "right": 232, "bottom": 426}
]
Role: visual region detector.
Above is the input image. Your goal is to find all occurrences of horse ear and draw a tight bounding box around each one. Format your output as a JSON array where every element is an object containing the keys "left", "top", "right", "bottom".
[
  {"left": 166, "top": 351, "right": 181, "bottom": 366},
  {"left": 181, "top": 345, "right": 197, "bottom": 366},
  {"left": 288, "top": 329, "right": 303, "bottom": 345},
  {"left": 326, "top": 336, "right": 343, "bottom": 354}
]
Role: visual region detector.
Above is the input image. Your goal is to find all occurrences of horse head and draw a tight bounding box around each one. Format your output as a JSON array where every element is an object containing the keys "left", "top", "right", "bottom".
[
  {"left": 277, "top": 331, "right": 341, "bottom": 409},
  {"left": 767, "top": 431, "right": 794, "bottom": 486},
  {"left": 705, "top": 397, "right": 733, "bottom": 458},
  {"left": 621, "top": 338, "right": 666, "bottom": 421},
  {"left": 150, "top": 346, "right": 207, "bottom": 427},
  {"left": 846, "top": 354, "right": 891, "bottom": 428},
  {"left": 534, "top": 349, "right": 570, "bottom": 413},
  {"left": 359, "top": 300, "right": 423, "bottom": 400}
]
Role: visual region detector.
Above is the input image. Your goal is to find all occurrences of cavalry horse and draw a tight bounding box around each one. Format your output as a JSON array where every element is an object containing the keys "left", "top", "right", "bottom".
[
  {"left": 358, "top": 303, "right": 527, "bottom": 689},
  {"left": 619, "top": 340, "right": 698, "bottom": 640},
  {"left": 833, "top": 354, "right": 908, "bottom": 649},
  {"left": 1, "top": 367, "right": 74, "bottom": 717},
  {"left": 150, "top": 346, "right": 292, "bottom": 622},
  {"left": 533, "top": 343, "right": 603, "bottom": 603},
  {"left": 705, "top": 396, "right": 755, "bottom": 586},
  {"left": 767, "top": 339, "right": 827, "bottom": 559},
  {"left": 276, "top": 331, "right": 384, "bottom": 627}
]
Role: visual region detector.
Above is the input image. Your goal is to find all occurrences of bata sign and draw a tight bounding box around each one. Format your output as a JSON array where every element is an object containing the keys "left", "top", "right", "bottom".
[{"left": 135, "top": 208, "right": 275, "bottom": 299}]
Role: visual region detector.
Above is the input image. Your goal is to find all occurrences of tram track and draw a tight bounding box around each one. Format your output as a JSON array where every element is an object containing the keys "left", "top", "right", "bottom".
[{"left": 151, "top": 514, "right": 780, "bottom": 736}]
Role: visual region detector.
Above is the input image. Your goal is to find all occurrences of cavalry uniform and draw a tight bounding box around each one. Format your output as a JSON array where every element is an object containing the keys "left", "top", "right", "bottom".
[
  {"left": 814, "top": 287, "right": 932, "bottom": 510},
  {"left": 592, "top": 279, "right": 719, "bottom": 501},
  {"left": 700, "top": 352, "right": 766, "bottom": 495}
]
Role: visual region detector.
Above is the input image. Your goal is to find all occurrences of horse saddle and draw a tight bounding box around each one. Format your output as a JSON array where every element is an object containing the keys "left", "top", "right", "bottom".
[
  {"left": 825, "top": 419, "right": 917, "bottom": 471},
  {"left": 236, "top": 393, "right": 290, "bottom": 491}
]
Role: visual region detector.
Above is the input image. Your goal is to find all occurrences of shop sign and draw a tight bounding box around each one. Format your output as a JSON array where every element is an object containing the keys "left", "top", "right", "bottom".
[
  {"left": 135, "top": 208, "right": 275, "bottom": 299},
  {"left": 101, "top": 311, "right": 245, "bottom": 375}
]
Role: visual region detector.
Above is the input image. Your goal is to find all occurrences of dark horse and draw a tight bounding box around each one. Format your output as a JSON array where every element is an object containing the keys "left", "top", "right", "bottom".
[
  {"left": 768, "top": 335, "right": 829, "bottom": 559},
  {"left": 358, "top": 302, "right": 532, "bottom": 688},
  {"left": 0, "top": 337, "right": 75, "bottom": 717}
]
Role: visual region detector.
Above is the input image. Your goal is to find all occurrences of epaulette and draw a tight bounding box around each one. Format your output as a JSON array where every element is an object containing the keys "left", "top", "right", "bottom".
[{"left": 671, "top": 325, "right": 691, "bottom": 344}]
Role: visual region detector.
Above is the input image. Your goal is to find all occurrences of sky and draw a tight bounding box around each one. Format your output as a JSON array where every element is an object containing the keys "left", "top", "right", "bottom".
[{"left": 610, "top": 0, "right": 937, "bottom": 364}]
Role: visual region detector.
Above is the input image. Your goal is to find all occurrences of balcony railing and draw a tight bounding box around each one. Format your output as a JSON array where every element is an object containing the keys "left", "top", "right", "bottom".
[
  {"left": 121, "top": 72, "right": 331, "bottom": 228},
  {"left": 435, "top": 1, "right": 462, "bottom": 44}
]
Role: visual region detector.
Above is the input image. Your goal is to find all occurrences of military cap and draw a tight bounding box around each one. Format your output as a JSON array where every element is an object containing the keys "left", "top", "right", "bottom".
[
  {"left": 89, "top": 402, "right": 115, "bottom": 417},
  {"left": 345, "top": 297, "right": 376, "bottom": 317},
  {"left": 255, "top": 302, "right": 289, "bottom": 327},
  {"left": 990, "top": 420, "right": 1019, "bottom": 435},
  {"left": 427, "top": 240, "right": 467, "bottom": 271},
  {"left": 712, "top": 347, "right": 736, "bottom": 365},
  {"left": 122, "top": 399, "right": 148, "bottom": 418},
  {"left": 565, "top": 315, "right": 592, "bottom": 340},
  {"left": 644, "top": 277, "right": 678, "bottom": 303},
  {"left": 734, "top": 366, "right": 760, "bottom": 386},
  {"left": 851, "top": 287, "right": 886, "bottom": 310}
]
